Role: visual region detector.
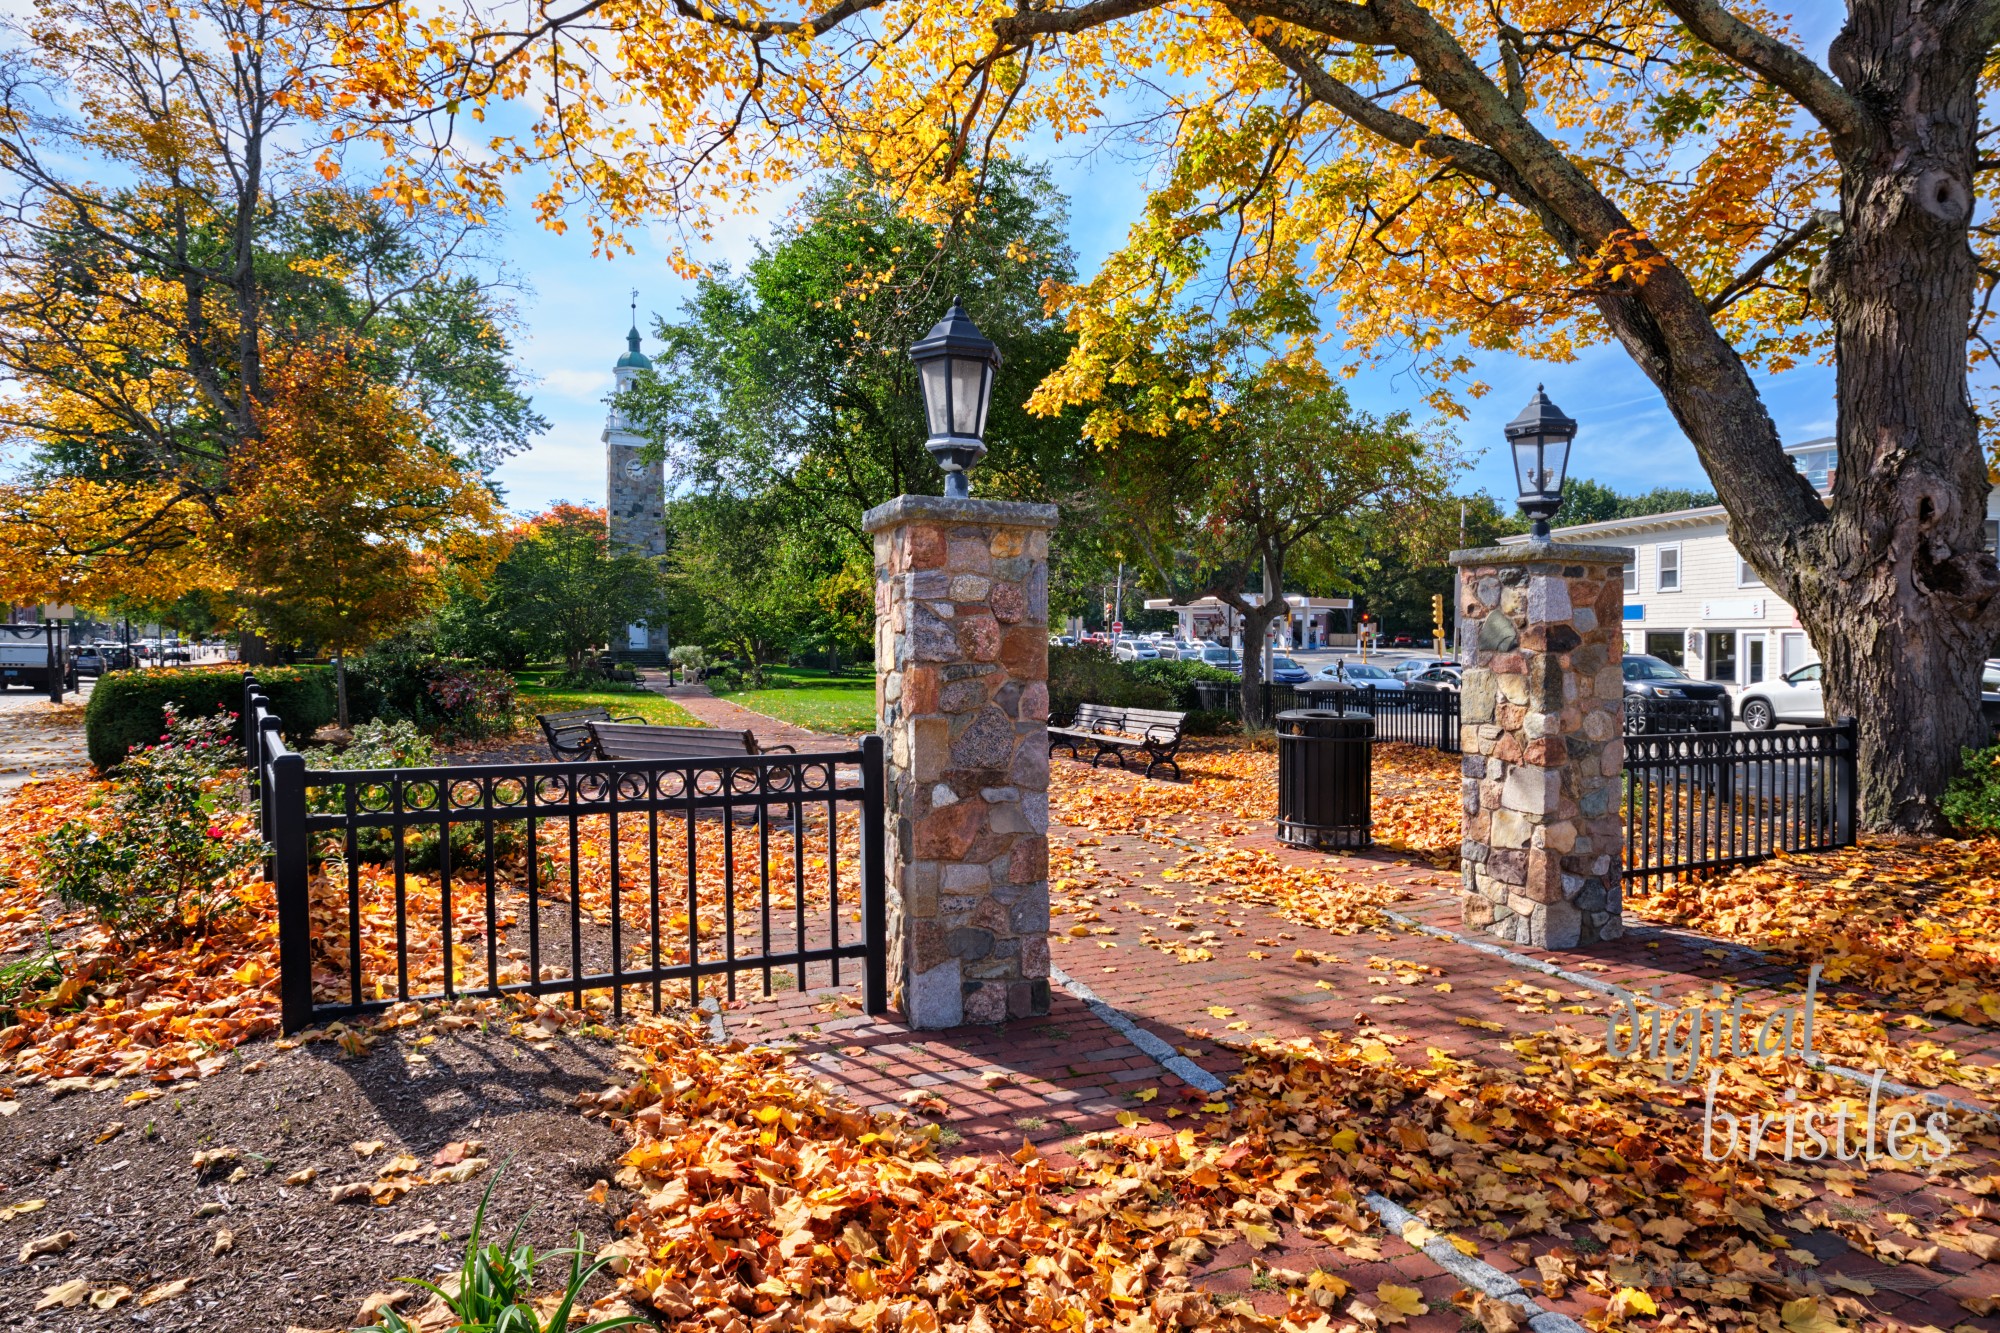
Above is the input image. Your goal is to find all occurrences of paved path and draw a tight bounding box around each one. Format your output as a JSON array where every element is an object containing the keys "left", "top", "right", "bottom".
[
  {"left": 0, "top": 685, "right": 90, "bottom": 789},
  {"left": 636, "top": 672, "right": 841, "bottom": 752}
]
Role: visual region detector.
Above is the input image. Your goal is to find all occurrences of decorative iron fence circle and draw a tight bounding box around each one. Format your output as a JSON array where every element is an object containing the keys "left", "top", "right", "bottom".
[
  {"left": 534, "top": 774, "right": 572, "bottom": 806},
  {"left": 448, "top": 779, "right": 487, "bottom": 811},
  {"left": 692, "top": 767, "right": 726, "bottom": 798},
  {"left": 576, "top": 772, "right": 613, "bottom": 804},
  {"left": 357, "top": 782, "right": 395, "bottom": 814},
  {"left": 615, "top": 772, "right": 650, "bottom": 801},
  {"left": 491, "top": 777, "right": 527, "bottom": 807},
  {"left": 404, "top": 780, "right": 441, "bottom": 812}
]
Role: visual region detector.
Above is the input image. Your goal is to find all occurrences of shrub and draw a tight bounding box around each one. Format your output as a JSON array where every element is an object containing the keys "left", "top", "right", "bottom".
[
  {"left": 40, "top": 706, "right": 265, "bottom": 942},
  {"left": 1048, "top": 646, "right": 1173, "bottom": 723},
  {"left": 1127, "top": 658, "right": 1242, "bottom": 708},
  {"left": 1944, "top": 744, "right": 2000, "bottom": 837},
  {"left": 305, "top": 721, "right": 523, "bottom": 870},
  {"left": 85, "top": 664, "right": 334, "bottom": 770},
  {"left": 347, "top": 642, "right": 517, "bottom": 741},
  {"left": 703, "top": 664, "right": 744, "bottom": 695},
  {"left": 669, "top": 644, "right": 709, "bottom": 679}
]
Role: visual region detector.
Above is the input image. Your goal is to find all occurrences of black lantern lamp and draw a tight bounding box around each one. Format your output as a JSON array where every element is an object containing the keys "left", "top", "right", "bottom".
[
  {"left": 1506, "top": 385, "right": 1578, "bottom": 540},
  {"left": 910, "top": 297, "right": 1003, "bottom": 499}
]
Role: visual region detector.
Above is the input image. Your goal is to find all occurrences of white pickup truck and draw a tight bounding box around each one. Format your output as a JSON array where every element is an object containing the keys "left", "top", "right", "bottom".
[{"left": 0, "top": 624, "right": 68, "bottom": 693}]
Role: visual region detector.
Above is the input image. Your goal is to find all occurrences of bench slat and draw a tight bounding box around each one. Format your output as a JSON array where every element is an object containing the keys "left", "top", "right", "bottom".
[{"left": 588, "top": 721, "right": 758, "bottom": 760}]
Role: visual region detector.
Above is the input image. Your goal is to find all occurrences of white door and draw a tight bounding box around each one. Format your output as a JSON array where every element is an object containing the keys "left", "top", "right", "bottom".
[{"left": 627, "top": 623, "right": 648, "bottom": 650}]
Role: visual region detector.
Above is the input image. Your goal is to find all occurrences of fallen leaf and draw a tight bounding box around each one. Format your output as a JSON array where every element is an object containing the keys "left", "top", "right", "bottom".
[
  {"left": 18, "top": 1229, "right": 75, "bottom": 1262},
  {"left": 139, "top": 1277, "right": 193, "bottom": 1307}
]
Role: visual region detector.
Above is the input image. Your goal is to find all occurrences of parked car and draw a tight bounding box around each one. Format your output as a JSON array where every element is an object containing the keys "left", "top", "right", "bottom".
[
  {"left": 1389, "top": 633, "right": 1414, "bottom": 648},
  {"left": 1313, "top": 661, "right": 1406, "bottom": 691},
  {"left": 1622, "top": 654, "right": 1732, "bottom": 732},
  {"left": 1738, "top": 658, "right": 2000, "bottom": 734},
  {"left": 70, "top": 647, "right": 107, "bottom": 676},
  {"left": 1049, "top": 634, "right": 1077, "bottom": 648},
  {"left": 1114, "top": 637, "right": 1160, "bottom": 662},
  {"left": 1389, "top": 657, "right": 1453, "bottom": 682},
  {"left": 1268, "top": 655, "right": 1309, "bottom": 685},
  {"left": 1197, "top": 644, "right": 1242, "bottom": 674},
  {"left": 1409, "top": 665, "right": 1462, "bottom": 692}
]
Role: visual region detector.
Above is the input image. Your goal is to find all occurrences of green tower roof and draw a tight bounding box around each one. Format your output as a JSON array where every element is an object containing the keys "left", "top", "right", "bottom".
[{"left": 617, "top": 323, "right": 652, "bottom": 371}]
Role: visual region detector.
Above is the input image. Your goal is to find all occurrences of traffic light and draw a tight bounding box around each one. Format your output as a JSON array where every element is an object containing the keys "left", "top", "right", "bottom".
[{"left": 1432, "top": 593, "right": 1446, "bottom": 649}]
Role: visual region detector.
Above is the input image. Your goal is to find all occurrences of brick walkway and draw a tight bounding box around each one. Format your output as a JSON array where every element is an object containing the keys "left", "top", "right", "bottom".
[
  {"left": 711, "top": 745, "right": 2000, "bottom": 1331},
  {"left": 637, "top": 673, "right": 837, "bottom": 753}
]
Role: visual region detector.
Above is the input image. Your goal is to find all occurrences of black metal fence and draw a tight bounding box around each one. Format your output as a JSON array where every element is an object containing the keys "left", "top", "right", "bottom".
[
  {"left": 244, "top": 678, "right": 888, "bottom": 1033},
  {"left": 1622, "top": 720, "right": 1856, "bottom": 890},
  {"left": 1203, "top": 682, "right": 1462, "bottom": 753}
]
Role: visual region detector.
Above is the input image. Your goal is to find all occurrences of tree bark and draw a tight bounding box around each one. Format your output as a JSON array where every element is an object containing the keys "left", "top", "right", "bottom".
[
  {"left": 1780, "top": 0, "right": 2000, "bottom": 829},
  {"left": 1226, "top": 546, "right": 1290, "bottom": 728}
]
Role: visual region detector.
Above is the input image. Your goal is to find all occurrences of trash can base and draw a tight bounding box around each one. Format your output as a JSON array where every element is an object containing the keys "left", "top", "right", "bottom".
[{"left": 1276, "top": 819, "right": 1372, "bottom": 852}]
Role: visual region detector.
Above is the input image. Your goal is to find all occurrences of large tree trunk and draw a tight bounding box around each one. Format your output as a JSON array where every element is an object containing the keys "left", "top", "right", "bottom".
[
  {"left": 1229, "top": 547, "right": 1290, "bottom": 728},
  {"left": 1784, "top": 3, "right": 2000, "bottom": 830}
]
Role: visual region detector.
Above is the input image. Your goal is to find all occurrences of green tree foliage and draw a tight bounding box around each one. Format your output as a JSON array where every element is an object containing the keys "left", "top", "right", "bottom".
[
  {"left": 1554, "top": 478, "right": 1719, "bottom": 527},
  {"left": 485, "top": 506, "right": 669, "bottom": 672},
  {"left": 1092, "top": 365, "right": 1447, "bottom": 723},
  {"left": 619, "top": 166, "right": 1092, "bottom": 663}
]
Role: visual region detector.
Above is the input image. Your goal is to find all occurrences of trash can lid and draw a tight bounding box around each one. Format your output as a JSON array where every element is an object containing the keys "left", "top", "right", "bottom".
[{"left": 1275, "top": 709, "right": 1376, "bottom": 737}]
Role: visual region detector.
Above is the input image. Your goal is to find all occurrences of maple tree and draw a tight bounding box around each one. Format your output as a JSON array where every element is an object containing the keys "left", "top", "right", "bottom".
[
  {"left": 0, "top": 0, "right": 535, "bottom": 635},
  {"left": 329, "top": 0, "right": 2000, "bottom": 830},
  {"left": 1090, "top": 366, "right": 1443, "bottom": 722},
  {"left": 485, "top": 504, "right": 669, "bottom": 671}
]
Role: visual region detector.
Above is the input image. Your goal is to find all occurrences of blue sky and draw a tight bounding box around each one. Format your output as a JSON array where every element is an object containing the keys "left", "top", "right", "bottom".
[{"left": 490, "top": 16, "right": 1846, "bottom": 517}]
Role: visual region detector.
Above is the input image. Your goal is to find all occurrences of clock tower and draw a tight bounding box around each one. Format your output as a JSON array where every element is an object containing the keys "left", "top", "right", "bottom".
[{"left": 605, "top": 315, "right": 667, "bottom": 652}]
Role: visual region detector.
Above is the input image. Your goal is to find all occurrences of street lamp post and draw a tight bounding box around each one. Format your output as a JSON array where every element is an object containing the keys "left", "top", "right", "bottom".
[
  {"left": 1506, "top": 385, "right": 1578, "bottom": 540},
  {"left": 909, "top": 297, "right": 1003, "bottom": 499}
]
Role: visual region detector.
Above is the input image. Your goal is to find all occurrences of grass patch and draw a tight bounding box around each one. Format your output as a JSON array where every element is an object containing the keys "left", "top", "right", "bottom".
[
  {"left": 716, "top": 664, "right": 875, "bottom": 735},
  {"left": 511, "top": 671, "right": 702, "bottom": 729}
]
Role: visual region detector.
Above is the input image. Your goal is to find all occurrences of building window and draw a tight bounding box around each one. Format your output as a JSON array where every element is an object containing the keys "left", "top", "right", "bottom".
[
  {"left": 1781, "top": 632, "right": 1813, "bottom": 676},
  {"left": 1745, "top": 634, "right": 1766, "bottom": 684},
  {"left": 1623, "top": 562, "right": 1637, "bottom": 595},
  {"left": 1657, "top": 544, "right": 1682, "bottom": 593},
  {"left": 1707, "top": 630, "right": 1738, "bottom": 683},
  {"left": 1737, "top": 555, "right": 1764, "bottom": 588},
  {"left": 1644, "top": 630, "right": 1684, "bottom": 668}
]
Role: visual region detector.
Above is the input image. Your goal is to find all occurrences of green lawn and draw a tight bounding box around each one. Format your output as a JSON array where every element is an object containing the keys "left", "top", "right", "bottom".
[
  {"left": 512, "top": 671, "right": 702, "bottom": 728},
  {"left": 715, "top": 664, "right": 875, "bottom": 735}
]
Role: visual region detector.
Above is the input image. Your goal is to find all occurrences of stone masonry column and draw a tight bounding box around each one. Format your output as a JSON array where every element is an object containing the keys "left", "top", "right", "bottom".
[
  {"left": 1449, "top": 539, "right": 1632, "bottom": 948},
  {"left": 864, "top": 495, "right": 1056, "bottom": 1028}
]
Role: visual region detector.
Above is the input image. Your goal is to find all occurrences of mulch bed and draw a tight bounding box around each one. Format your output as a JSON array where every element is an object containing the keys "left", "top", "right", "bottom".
[{"left": 2, "top": 1024, "right": 638, "bottom": 1331}]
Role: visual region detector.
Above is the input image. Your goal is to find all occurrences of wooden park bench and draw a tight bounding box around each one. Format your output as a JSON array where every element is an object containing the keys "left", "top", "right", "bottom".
[
  {"left": 1048, "top": 703, "right": 1188, "bottom": 780},
  {"left": 536, "top": 706, "right": 644, "bottom": 760},
  {"left": 583, "top": 721, "right": 796, "bottom": 762}
]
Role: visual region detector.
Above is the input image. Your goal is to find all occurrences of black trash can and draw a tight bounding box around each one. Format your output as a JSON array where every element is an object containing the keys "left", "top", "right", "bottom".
[{"left": 1276, "top": 709, "right": 1374, "bottom": 850}]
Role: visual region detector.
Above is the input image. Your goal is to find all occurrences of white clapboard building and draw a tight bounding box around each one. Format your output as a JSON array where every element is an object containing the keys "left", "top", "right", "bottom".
[{"left": 1503, "top": 438, "right": 2000, "bottom": 692}]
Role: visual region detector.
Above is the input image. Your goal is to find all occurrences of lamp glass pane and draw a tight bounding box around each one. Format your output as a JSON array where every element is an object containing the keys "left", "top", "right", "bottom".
[
  {"left": 919, "top": 359, "right": 952, "bottom": 436},
  {"left": 949, "top": 356, "right": 984, "bottom": 436},
  {"left": 1541, "top": 433, "right": 1571, "bottom": 493},
  {"left": 1512, "top": 437, "right": 1545, "bottom": 495},
  {"left": 973, "top": 363, "right": 994, "bottom": 438}
]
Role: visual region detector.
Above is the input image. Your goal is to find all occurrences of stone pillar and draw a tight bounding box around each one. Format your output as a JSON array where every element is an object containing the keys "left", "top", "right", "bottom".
[
  {"left": 864, "top": 495, "right": 1056, "bottom": 1028},
  {"left": 1449, "top": 540, "right": 1631, "bottom": 949}
]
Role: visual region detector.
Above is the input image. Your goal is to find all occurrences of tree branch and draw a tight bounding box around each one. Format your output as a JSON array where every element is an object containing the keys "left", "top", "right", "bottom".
[
  {"left": 1705, "top": 213, "right": 1822, "bottom": 315},
  {"left": 1656, "top": 0, "right": 1873, "bottom": 152}
]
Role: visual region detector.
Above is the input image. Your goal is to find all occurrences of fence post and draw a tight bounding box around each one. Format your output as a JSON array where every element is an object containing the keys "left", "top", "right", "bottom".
[
  {"left": 1835, "top": 715, "right": 1857, "bottom": 847},
  {"left": 269, "top": 746, "right": 313, "bottom": 1033},
  {"left": 860, "top": 732, "right": 888, "bottom": 1015}
]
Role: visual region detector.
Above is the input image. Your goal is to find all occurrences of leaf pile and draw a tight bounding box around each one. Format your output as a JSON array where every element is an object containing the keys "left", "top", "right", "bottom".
[
  {"left": 0, "top": 775, "right": 280, "bottom": 1082},
  {"left": 1634, "top": 838, "right": 2000, "bottom": 1027}
]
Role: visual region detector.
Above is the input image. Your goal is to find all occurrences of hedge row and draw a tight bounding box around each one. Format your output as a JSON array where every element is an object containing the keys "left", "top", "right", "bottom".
[
  {"left": 1048, "top": 648, "right": 1239, "bottom": 732},
  {"left": 84, "top": 665, "right": 336, "bottom": 770}
]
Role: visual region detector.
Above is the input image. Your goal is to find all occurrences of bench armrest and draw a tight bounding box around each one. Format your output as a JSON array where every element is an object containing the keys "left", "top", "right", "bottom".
[
  {"left": 760, "top": 743, "right": 798, "bottom": 754},
  {"left": 1143, "top": 723, "right": 1181, "bottom": 743},
  {"left": 612, "top": 714, "right": 644, "bottom": 724}
]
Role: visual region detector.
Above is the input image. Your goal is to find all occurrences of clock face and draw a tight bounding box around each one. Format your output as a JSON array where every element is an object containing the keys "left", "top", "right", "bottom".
[{"left": 623, "top": 457, "right": 647, "bottom": 478}]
